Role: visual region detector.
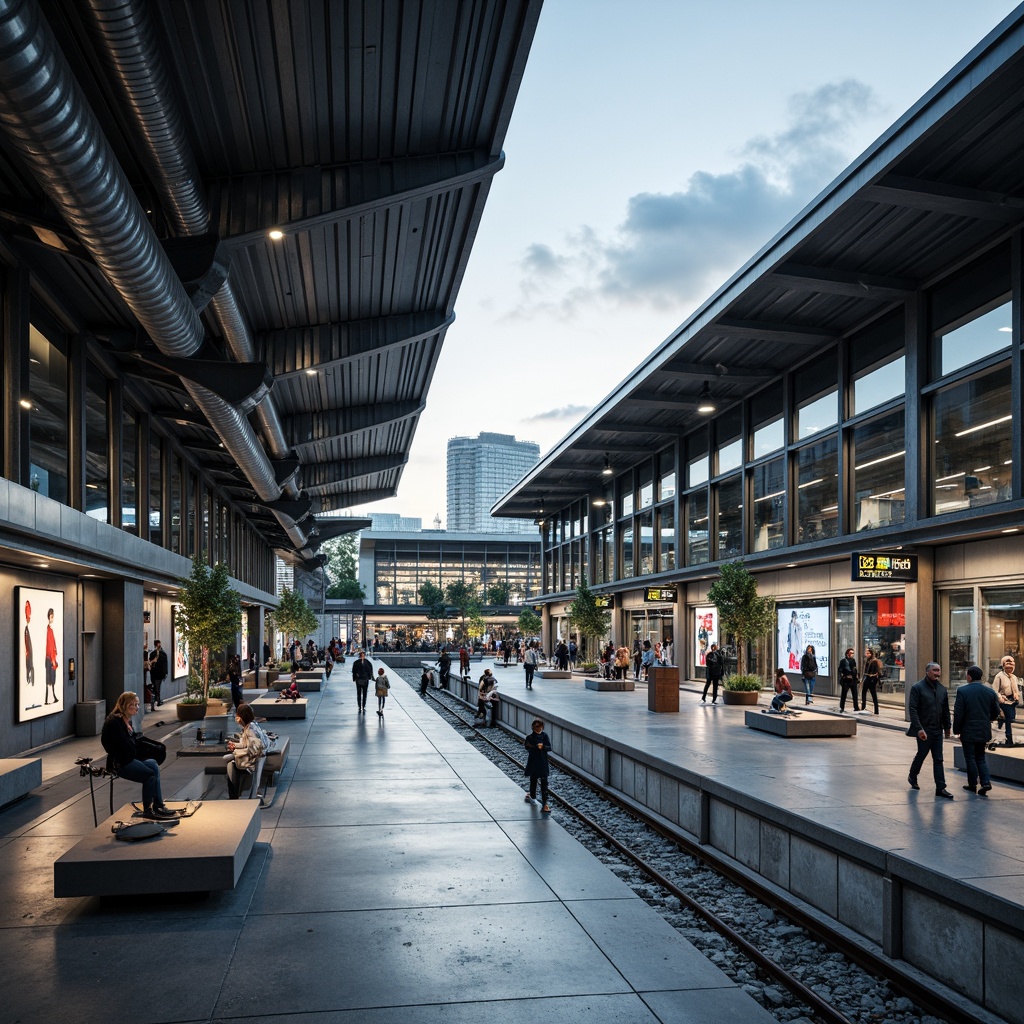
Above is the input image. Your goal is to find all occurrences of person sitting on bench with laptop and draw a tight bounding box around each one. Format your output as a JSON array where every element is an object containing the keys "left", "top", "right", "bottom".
[
  {"left": 225, "top": 703, "right": 269, "bottom": 799},
  {"left": 101, "top": 691, "right": 175, "bottom": 820}
]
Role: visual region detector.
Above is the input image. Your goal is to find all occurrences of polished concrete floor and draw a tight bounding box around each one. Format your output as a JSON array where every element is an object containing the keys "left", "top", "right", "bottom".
[{"left": 0, "top": 664, "right": 776, "bottom": 1024}]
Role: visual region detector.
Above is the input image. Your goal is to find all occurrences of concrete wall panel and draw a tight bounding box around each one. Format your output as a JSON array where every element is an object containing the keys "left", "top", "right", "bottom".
[
  {"left": 838, "top": 857, "right": 884, "bottom": 943},
  {"left": 735, "top": 809, "right": 760, "bottom": 871},
  {"left": 903, "top": 888, "right": 982, "bottom": 1001},
  {"left": 760, "top": 821, "right": 790, "bottom": 889},
  {"left": 709, "top": 799, "right": 735, "bottom": 857},
  {"left": 790, "top": 836, "right": 837, "bottom": 917}
]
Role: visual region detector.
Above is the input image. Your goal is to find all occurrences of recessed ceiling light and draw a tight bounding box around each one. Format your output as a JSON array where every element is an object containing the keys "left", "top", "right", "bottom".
[
  {"left": 268, "top": 228, "right": 284, "bottom": 241},
  {"left": 19, "top": 398, "right": 31, "bottom": 409},
  {"left": 1002, "top": 528, "right": 1019, "bottom": 534},
  {"left": 305, "top": 369, "right": 318, "bottom": 376},
  {"left": 786, "top": 563, "right": 797, "bottom": 568}
]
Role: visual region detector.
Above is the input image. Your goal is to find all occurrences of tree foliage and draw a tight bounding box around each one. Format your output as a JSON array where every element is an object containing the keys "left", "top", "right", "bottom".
[
  {"left": 174, "top": 555, "right": 241, "bottom": 696},
  {"left": 486, "top": 579, "right": 511, "bottom": 606},
  {"left": 275, "top": 587, "right": 320, "bottom": 647},
  {"left": 568, "top": 579, "right": 610, "bottom": 656},
  {"left": 418, "top": 581, "right": 448, "bottom": 637},
  {"left": 328, "top": 577, "right": 366, "bottom": 600},
  {"left": 706, "top": 560, "right": 776, "bottom": 677},
  {"left": 323, "top": 534, "right": 366, "bottom": 598},
  {"left": 517, "top": 607, "right": 542, "bottom": 636},
  {"left": 445, "top": 580, "right": 480, "bottom": 640}
]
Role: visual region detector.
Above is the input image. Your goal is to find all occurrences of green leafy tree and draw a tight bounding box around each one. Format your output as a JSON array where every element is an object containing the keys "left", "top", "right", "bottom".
[
  {"left": 517, "top": 607, "right": 542, "bottom": 637},
  {"left": 328, "top": 578, "right": 366, "bottom": 600},
  {"left": 468, "top": 613, "right": 487, "bottom": 641},
  {"left": 486, "top": 579, "right": 512, "bottom": 606},
  {"left": 174, "top": 555, "right": 241, "bottom": 698},
  {"left": 324, "top": 534, "right": 364, "bottom": 598},
  {"left": 419, "top": 581, "right": 448, "bottom": 640},
  {"left": 445, "top": 580, "right": 480, "bottom": 641},
  {"left": 706, "top": 560, "right": 776, "bottom": 678},
  {"left": 568, "top": 579, "right": 610, "bottom": 660},
  {"left": 275, "top": 586, "right": 320, "bottom": 652}
]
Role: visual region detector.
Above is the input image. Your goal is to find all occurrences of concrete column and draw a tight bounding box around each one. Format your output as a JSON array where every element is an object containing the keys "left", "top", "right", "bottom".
[{"left": 101, "top": 579, "right": 145, "bottom": 709}]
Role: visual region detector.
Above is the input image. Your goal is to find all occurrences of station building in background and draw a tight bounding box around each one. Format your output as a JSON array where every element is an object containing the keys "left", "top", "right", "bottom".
[{"left": 494, "top": 9, "right": 1024, "bottom": 711}]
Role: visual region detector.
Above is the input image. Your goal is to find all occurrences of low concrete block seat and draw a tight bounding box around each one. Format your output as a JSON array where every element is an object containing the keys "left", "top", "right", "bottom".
[
  {"left": 53, "top": 800, "right": 261, "bottom": 897},
  {"left": 954, "top": 743, "right": 1024, "bottom": 783},
  {"left": 261, "top": 736, "right": 291, "bottom": 786},
  {"left": 0, "top": 758, "right": 42, "bottom": 809},
  {"left": 745, "top": 709, "right": 857, "bottom": 737},
  {"left": 251, "top": 692, "right": 307, "bottom": 719},
  {"left": 536, "top": 669, "right": 572, "bottom": 679},
  {"left": 292, "top": 676, "right": 321, "bottom": 692},
  {"left": 585, "top": 678, "right": 636, "bottom": 691}
]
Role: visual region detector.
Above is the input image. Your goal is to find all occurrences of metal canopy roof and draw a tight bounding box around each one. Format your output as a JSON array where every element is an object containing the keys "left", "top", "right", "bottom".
[
  {"left": 0, "top": 0, "right": 541, "bottom": 567},
  {"left": 494, "top": 5, "right": 1024, "bottom": 520}
]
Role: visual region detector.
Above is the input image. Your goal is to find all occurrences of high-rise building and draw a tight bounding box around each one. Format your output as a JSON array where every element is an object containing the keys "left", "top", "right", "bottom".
[{"left": 447, "top": 433, "right": 540, "bottom": 533}]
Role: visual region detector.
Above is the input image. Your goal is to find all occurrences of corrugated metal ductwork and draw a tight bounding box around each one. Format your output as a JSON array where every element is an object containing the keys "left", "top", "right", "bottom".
[
  {"left": 0, "top": 0, "right": 310, "bottom": 545},
  {"left": 81, "top": 0, "right": 300, "bottom": 495}
]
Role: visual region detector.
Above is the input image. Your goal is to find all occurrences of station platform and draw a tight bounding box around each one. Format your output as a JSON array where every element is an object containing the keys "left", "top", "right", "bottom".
[
  {"left": 0, "top": 662, "right": 775, "bottom": 1024},
  {"left": 446, "top": 666, "right": 1024, "bottom": 1023}
]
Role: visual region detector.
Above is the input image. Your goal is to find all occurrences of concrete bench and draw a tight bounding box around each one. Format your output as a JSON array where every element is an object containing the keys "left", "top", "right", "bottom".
[
  {"left": 251, "top": 693, "right": 307, "bottom": 719},
  {"left": 585, "top": 677, "right": 635, "bottom": 691},
  {"left": 536, "top": 669, "right": 571, "bottom": 679},
  {"left": 954, "top": 744, "right": 1024, "bottom": 783},
  {"left": 745, "top": 709, "right": 857, "bottom": 737},
  {"left": 261, "top": 736, "right": 291, "bottom": 786},
  {"left": 0, "top": 758, "right": 42, "bottom": 809},
  {"left": 53, "top": 800, "right": 261, "bottom": 897}
]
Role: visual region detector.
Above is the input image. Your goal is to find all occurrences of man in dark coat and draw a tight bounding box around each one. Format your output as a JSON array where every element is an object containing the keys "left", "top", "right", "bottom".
[
  {"left": 147, "top": 640, "right": 168, "bottom": 711},
  {"left": 908, "top": 662, "right": 953, "bottom": 798},
  {"left": 351, "top": 650, "right": 374, "bottom": 713},
  {"left": 953, "top": 664, "right": 1000, "bottom": 795},
  {"left": 702, "top": 643, "right": 724, "bottom": 703},
  {"left": 436, "top": 648, "right": 452, "bottom": 691}
]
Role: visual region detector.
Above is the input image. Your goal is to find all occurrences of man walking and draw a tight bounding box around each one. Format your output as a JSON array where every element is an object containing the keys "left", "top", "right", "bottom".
[
  {"left": 352, "top": 649, "right": 373, "bottom": 713},
  {"left": 702, "top": 643, "right": 724, "bottom": 703},
  {"left": 953, "top": 664, "right": 1000, "bottom": 796},
  {"left": 524, "top": 641, "right": 540, "bottom": 690},
  {"left": 908, "top": 662, "right": 954, "bottom": 798},
  {"left": 147, "top": 639, "right": 168, "bottom": 712}
]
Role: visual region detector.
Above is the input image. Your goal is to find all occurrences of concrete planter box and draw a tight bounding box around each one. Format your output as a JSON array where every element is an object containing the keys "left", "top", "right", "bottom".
[
  {"left": 722, "top": 689, "right": 760, "bottom": 705},
  {"left": 75, "top": 700, "right": 106, "bottom": 736},
  {"left": 176, "top": 702, "right": 208, "bottom": 722}
]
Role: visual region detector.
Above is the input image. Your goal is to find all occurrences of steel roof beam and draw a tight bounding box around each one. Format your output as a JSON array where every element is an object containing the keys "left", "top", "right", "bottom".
[
  {"left": 714, "top": 318, "right": 839, "bottom": 345},
  {"left": 286, "top": 401, "right": 424, "bottom": 451},
  {"left": 862, "top": 173, "right": 1024, "bottom": 222},
  {"left": 771, "top": 261, "right": 915, "bottom": 298},
  {"left": 300, "top": 454, "right": 409, "bottom": 489}
]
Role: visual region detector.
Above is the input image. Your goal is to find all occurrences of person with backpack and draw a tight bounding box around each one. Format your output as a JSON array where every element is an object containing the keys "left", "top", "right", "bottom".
[{"left": 374, "top": 667, "right": 391, "bottom": 717}]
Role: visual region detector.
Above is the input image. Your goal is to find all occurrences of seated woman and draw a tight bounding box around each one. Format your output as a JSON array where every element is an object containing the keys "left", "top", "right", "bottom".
[
  {"left": 477, "top": 670, "right": 499, "bottom": 726},
  {"left": 225, "top": 703, "right": 269, "bottom": 799},
  {"left": 770, "top": 668, "right": 794, "bottom": 713},
  {"left": 100, "top": 691, "right": 175, "bottom": 820}
]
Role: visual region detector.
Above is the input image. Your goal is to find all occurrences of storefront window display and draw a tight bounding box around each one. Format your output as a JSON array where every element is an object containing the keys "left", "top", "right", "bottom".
[
  {"left": 629, "top": 608, "right": 674, "bottom": 658},
  {"left": 860, "top": 595, "right": 906, "bottom": 699},
  {"left": 981, "top": 587, "right": 1024, "bottom": 681},
  {"left": 777, "top": 606, "right": 831, "bottom": 677},
  {"left": 938, "top": 590, "right": 974, "bottom": 694},
  {"left": 694, "top": 606, "right": 717, "bottom": 672}
]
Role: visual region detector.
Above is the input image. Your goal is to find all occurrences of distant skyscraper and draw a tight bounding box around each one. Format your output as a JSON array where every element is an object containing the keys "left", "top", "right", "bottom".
[
  {"left": 367, "top": 513, "right": 424, "bottom": 532},
  {"left": 447, "top": 433, "right": 540, "bottom": 533}
]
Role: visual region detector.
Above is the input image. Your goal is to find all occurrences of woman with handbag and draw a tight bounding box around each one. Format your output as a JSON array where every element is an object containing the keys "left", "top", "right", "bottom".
[
  {"left": 800, "top": 645, "right": 818, "bottom": 704},
  {"left": 101, "top": 691, "right": 175, "bottom": 820},
  {"left": 992, "top": 655, "right": 1021, "bottom": 746}
]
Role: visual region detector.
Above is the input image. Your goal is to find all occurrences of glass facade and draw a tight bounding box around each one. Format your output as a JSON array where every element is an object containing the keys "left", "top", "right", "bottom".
[
  {"left": 853, "top": 410, "right": 905, "bottom": 531},
  {"left": 27, "top": 325, "right": 68, "bottom": 502},
  {"left": 85, "top": 361, "right": 109, "bottom": 523},
  {"left": 752, "top": 457, "right": 785, "bottom": 551}
]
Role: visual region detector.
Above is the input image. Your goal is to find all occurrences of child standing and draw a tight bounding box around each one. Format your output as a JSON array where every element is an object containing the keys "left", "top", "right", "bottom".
[
  {"left": 524, "top": 718, "right": 552, "bottom": 813},
  {"left": 375, "top": 667, "right": 391, "bottom": 717}
]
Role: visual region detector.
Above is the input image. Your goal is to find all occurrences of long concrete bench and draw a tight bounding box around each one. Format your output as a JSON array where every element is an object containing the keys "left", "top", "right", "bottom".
[
  {"left": 953, "top": 743, "right": 1024, "bottom": 783},
  {"left": 53, "top": 800, "right": 261, "bottom": 897},
  {"left": 251, "top": 693, "right": 307, "bottom": 719},
  {"left": 0, "top": 758, "right": 42, "bottom": 809},
  {"left": 745, "top": 709, "right": 857, "bottom": 737},
  {"left": 261, "top": 736, "right": 290, "bottom": 785},
  {"left": 585, "top": 677, "right": 635, "bottom": 691},
  {"left": 536, "top": 669, "right": 571, "bottom": 679}
]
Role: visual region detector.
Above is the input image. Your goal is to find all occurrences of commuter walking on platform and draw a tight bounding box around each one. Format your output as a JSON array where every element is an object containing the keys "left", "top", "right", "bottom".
[
  {"left": 524, "top": 718, "right": 552, "bottom": 812},
  {"left": 953, "top": 664, "right": 999, "bottom": 795},
  {"left": 555, "top": 640, "right": 569, "bottom": 671},
  {"left": 419, "top": 667, "right": 434, "bottom": 696},
  {"left": 992, "top": 655, "right": 1021, "bottom": 746},
  {"left": 908, "top": 662, "right": 953, "bottom": 798},
  {"left": 770, "top": 668, "right": 793, "bottom": 713},
  {"left": 632, "top": 638, "right": 642, "bottom": 680},
  {"left": 639, "top": 640, "right": 654, "bottom": 681},
  {"left": 352, "top": 650, "right": 373, "bottom": 713},
  {"left": 702, "top": 643, "right": 724, "bottom": 703},
  {"left": 616, "top": 644, "right": 632, "bottom": 680},
  {"left": 459, "top": 644, "right": 470, "bottom": 680},
  {"left": 436, "top": 648, "right": 452, "bottom": 691},
  {"left": 524, "top": 642, "right": 540, "bottom": 689},
  {"left": 838, "top": 648, "right": 859, "bottom": 713},
  {"left": 800, "top": 645, "right": 818, "bottom": 704},
  {"left": 861, "top": 648, "right": 882, "bottom": 714},
  {"left": 146, "top": 639, "right": 168, "bottom": 712},
  {"left": 374, "top": 667, "right": 390, "bottom": 717}
]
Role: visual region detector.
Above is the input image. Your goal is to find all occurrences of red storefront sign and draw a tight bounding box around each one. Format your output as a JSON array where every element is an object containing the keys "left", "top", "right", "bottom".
[{"left": 878, "top": 597, "right": 905, "bottom": 628}]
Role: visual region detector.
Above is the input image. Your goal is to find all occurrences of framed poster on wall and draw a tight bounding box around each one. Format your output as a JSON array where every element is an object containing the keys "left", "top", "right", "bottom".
[
  {"left": 777, "top": 605, "right": 831, "bottom": 675},
  {"left": 16, "top": 587, "right": 64, "bottom": 722},
  {"left": 171, "top": 604, "right": 189, "bottom": 681},
  {"left": 694, "top": 606, "right": 718, "bottom": 668}
]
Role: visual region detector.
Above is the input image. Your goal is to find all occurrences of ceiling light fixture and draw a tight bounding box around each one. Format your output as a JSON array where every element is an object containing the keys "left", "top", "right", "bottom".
[
  {"left": 602, "top": 454, "right": 613, "bottom": 477},
  {"left": 19, "top": 398, "right": 31, "bottom": 410},
  {"left": 697, "top": 381, "right": 716, "bottom": 414},
  {"left": 268, "top": 228, "right": 284, "bottom": 241}
]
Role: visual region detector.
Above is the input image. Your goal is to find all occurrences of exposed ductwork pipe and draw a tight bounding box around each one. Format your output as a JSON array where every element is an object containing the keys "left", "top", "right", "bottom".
[
  {"left": 0, "top": 0, "right": 310, "bottom": 548},
  {"left": 80, "top": 0, "right": 300, "bottom": 500}
]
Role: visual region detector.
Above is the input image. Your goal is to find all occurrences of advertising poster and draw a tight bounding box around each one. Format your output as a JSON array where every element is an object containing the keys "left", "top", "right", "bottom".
[
  {"left": 777, "top": 606, "right": 830, "bottom": 675},
  {"left": 694, "top": 606, "right": 718, "bottom": 667},
  {"left": 172, "top": 604, "right": 189, "bottom": 680},
  {"left": 16, "top": 587, "right": 64, "bottom": 722}
]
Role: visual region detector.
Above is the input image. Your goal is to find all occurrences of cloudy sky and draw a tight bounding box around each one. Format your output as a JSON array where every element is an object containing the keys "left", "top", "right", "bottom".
[{"left": 373, "top": 0, "right": 1020, "bottom": 526}]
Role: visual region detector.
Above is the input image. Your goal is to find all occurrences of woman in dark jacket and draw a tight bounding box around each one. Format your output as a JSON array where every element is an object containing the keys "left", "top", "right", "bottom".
[
  {"left": 100, "top": 691, "right": 174, "bottom": 820},
  {"left": 800, "top": 645, "right": 818, "bottom": 705},
  {"left": 228, "top": 654, "right": 244, "bottom": 710},
  {"left": 861, "top": 648, "right": 882, "bottom": 714},
  {"left": 524, "top": 718, "right": 552, "bottom": 812}
]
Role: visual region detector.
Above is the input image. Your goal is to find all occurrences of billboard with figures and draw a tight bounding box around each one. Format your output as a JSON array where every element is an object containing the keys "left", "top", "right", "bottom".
[
  {"left": 694, "top": 606, "right": 718, "bottom": 668},
  {"left": 777, "top": 605, "right": 830, "bottom": 675}
]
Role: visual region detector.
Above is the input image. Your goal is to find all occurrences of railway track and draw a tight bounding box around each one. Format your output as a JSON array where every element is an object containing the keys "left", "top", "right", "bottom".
[{"left": 408, "top": 676, "right": 996, "bottom": 1024}]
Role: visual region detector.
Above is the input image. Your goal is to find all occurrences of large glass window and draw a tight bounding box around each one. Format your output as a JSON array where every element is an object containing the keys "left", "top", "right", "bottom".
[
  {"left": 938, "top": 301, "right": 1012, "bottom": 376},
  {"left": 27, "top": 325, "right": 68, "bottom": 502},
  {"left": 939, "top": 590, "right": 974, "bottom": 695},
  {"left": 861, "top": 595, "right": 907, "bottom": 699},
  {"left": 170, "top": 454, "right": 182, "bottom": 553},
  {"left": 798, "top": 390, "right": 837, "bottom": 439},
  {"left": 752, "top": 457, "right": 785, "bottom": 551},
  {"left": 853, "top": 409, "right": 905, "bottom": 531},
  {"left": 620, "top": 488, "right": 634, "bottom": 519},
  {"left": 753, "top": 418, "right": 784, "bottom": 459},
  {"left": 718, "top": 439, "right": 742, "bottom": 475},
  {"left": 796, "top": 435, "right": 838, "bottom": 543},
  {"left": 122, "top": 405, "right": 137, "bottom": 534},
  {"left": 658, "top": 448, "right": 676, "bottom": 501},
  {"left": 688, "top": 455, "right": 708, "bottom": 487},
  {"left": 620, "top": 525, "right": 633, "bottom": 579},
  {"left": 148, "top": 433, "right": 162, "bottom": 544},
  {"left": 657, "top": 505, "right": 675, "bottom": 572},
  {"left": 982, "top": 587, "right": 1024, "bottom": 679},
  {"left": 85, "top": 361, "right": 109, "bottom": 521},
  {"left": 853, "top": 356, "right": 906, "bottom": 415},
  {"left": 931, "top": 367, "right": 1012, "bottom": 515},
  {"left": 638, "top": 466, "right": 654, "bottom": 510},
  {"left": 638, "top": 510, "right": 654, "bottom": 575},
  {"left": 687, "top": 489, "right": 709, "bottom": 565},
  {"left": 716, "top": 476, "right": 742, "bottom": 560}
]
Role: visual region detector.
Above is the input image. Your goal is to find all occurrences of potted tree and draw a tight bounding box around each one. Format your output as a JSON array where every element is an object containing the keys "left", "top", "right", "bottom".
[
  {"left": 707, "top": 561, "right": 776, "bottom": 706},
  {"left": 569, "top": 580, "right": 612, "bottom": 681},
  {"left": 174, "top": 555, "right": 241, "bottom": 722},
  {"left": 274, "top": 587, "right": 320, "bottom": 665}
]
